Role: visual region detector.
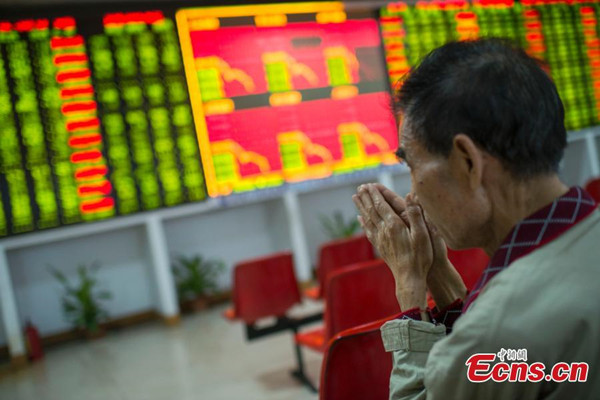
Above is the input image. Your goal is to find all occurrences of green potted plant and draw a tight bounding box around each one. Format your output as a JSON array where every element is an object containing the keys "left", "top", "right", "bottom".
[
  {"left": 318, "top": 210, "right": 361, "bottom": 240},
  {"left": 49, "top": 262, "right": 112, "bottom": 340},
  {"left": 172, "top": 254, "right": 225, "bottom": 312}
]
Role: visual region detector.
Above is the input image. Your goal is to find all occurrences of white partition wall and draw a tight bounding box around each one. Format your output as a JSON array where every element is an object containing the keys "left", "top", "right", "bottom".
[
  {"left": 163, "top": 201, "right": 291, "bottom": 290},
  {"left": 0, "top": 129, "right": 599, "bottom": 362},
  {"left": 9, "top": 226, "right": 153, "bottom": 333}
]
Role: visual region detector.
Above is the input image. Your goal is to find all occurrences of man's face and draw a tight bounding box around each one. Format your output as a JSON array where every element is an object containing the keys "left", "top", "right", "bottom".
[{"left": 397, "top": 119, "right": 489, "bottom": 249}]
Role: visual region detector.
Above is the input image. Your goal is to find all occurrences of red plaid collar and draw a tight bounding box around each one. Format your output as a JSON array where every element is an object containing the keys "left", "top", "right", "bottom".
[{"left": 463, "top": 186, "right": 597, "bottom": 312}]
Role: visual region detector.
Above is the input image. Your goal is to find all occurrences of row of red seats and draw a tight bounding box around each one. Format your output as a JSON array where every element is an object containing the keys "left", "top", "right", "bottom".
[
  {"left": 223, "top": 234, "right": 490, "bottom": 398},
  {"left": 223, "top": 236, "right": 379, "bottom": 392},
  {"left": 224, "top": 235, "right": 376, "bottom": 324}
]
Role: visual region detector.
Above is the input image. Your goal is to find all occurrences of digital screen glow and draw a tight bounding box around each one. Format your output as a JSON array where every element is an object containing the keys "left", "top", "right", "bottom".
[
  {"left": 381, "top": 0, "right": 600, "bottom": 131},
  {"left": 0, "top": 11, "right": 207, "bottom": 237},
  {"left": 176, "top": 3, "right": 399, "bottom": 197}
]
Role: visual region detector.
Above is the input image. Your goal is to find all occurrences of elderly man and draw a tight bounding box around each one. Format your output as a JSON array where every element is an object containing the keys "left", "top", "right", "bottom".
[{"left": 353, "top": 38, "right": 600, "bottom": 399}]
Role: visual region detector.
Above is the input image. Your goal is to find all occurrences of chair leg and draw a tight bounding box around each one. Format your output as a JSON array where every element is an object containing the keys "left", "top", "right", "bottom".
[{"left": 290, "top": 340, "right": 318, "bottom": 393}]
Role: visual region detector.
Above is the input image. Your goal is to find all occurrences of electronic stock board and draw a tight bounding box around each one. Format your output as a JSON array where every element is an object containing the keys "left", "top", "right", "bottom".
[
  {"left": 176, "top": 3, "right": 398, "bottom": 197},
  {"left": 0, "top": 8, "right": 205, "bottom": 237},
  {"left": 381, "top": 0, "right": 600, "bottom": 131},
  {"left": 0, "top": 2, "right": 398, "bottom": 236},
  {"left": 3, "top": 0, "right": 600, "bottom": 237}
]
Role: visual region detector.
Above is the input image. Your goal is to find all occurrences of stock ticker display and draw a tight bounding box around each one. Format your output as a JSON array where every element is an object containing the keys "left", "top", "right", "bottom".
[
  {"left": 176, "top": 3, "right": 398, "bottom": 197},
  {"left": 3, "top": 1, "right": 600, "bottom": 236},
  {"left": 0, "top": 10, "right": 207, "bottom": 236},
  {"left": 381, "top": 0, "right": 600, "bottom": 131}
]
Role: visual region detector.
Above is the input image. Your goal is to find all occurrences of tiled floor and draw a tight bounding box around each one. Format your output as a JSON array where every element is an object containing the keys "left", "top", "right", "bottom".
[{"left": 0, "top": 303, "right": 324, "bottom": 400}]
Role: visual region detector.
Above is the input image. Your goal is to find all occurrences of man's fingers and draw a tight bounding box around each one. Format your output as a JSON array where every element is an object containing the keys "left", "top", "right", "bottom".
[
  {"left": 423, "top": 210, "right": 448, "bottom": 259},
  {"left": 353, "top": 198, "right": 376, "bottom": 243},
  {"left": 357, "top": 215, "right": 365, "bottom": 228},
  {"left": 357, "top": 216, "right": 373, "bottom": 239},
  {"left": 352, "top": 193, "right": 367, "bottom": 220},
  {"left": 358, "top": 185, "right": 382, "bottom": 225},
  {"left": 352, "top": 194, "right": 376, "bottom": 231},
  {"left": 405, "top": 193, "right": 429, "bottom": 246},
  {"left": 373, "top": 183, "right": 409, "bottom": 225},
  {"left": 367, "top": 185, "right": 406, "bottom": 228},
  {"left": 423, "top": 211, "right": 439, "bottom": 239}
]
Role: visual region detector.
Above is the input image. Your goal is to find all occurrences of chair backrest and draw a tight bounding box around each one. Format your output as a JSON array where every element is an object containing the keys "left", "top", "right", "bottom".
[
  {"left": 320, "top": 314, "right": 399, "bottom": 400},
  {"left": 585, "top": 178, "right": 600, "bottom": 204},
  {"left": 233, "top": 251, "right": 301, "bottom": 324},
  {"left": 447, "top": 247, "right": 489, "bottom": 292},
  {"left": 317, "top": 235, "right": 375, "bottom": 298},
  {"left": 324, "top": 259, "right": 400, "bottom": 341}
]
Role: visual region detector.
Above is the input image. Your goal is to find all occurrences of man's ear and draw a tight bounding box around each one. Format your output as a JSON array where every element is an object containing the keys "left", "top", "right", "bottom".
[{"left": 451, "top": 134, "right": 484, "bottom": 190}]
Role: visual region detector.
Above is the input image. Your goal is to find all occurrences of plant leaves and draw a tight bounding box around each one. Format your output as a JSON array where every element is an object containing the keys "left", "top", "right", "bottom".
[
  {"left": 52, "top": 262, "right": 111, "bottom": 331},
  {"left": 318, "top": 210, "right": 359, "bottom": 239},
  {"left": 171, "top": 254, "right": 224, "bottom": 298}
]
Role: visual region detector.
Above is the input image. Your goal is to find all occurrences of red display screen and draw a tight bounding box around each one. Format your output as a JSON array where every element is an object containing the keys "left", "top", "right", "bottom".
[{"left": 177, "top": 4, "right": 398, "bottom": 196}]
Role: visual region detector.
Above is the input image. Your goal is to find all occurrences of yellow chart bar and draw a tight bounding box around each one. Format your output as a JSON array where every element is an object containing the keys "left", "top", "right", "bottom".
[
  {"left": 180, "top": 2, "right": 343, "bottom": 20},
  {"left": 175, "top": 10, "right": 219, "bottom": 197}
]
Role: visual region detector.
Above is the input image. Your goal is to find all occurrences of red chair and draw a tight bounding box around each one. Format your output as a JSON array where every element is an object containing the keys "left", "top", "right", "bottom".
[
  {"left": 223, "top": 251, "right": 324, "bottom": 391},
  {"left": 295, "top": 260, "right": 400, "bottom": 390},
  {"left": 585, "top": 177, "right": 600, "bottom": 204},
  {"left": 320, "top": 314, "right": 399, "bottom": 400},
  {"left": 224, "top": 251, "right": 301, "bottom": 324},
  {"left": 305, "top": 235, "right": 375, "bottom": 299},
  {"left": 447, "top": 247, "right": 489, "bottom": 292},
  {"left": 426, "top": 247, "right": 489, "bottom": 310}
]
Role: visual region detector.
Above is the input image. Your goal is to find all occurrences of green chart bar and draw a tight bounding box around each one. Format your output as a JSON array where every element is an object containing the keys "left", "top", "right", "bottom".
[
  {"left": 89, "top": 12, "right": 206, "bottom": 214},
  {"left": 380, "top": 0, "right": 598, "bottom": 134}
]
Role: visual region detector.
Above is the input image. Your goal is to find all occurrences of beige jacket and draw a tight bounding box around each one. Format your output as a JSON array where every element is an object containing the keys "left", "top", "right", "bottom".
[{"left": 381, "top": 209, "right": 600, "bottom": 399}]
